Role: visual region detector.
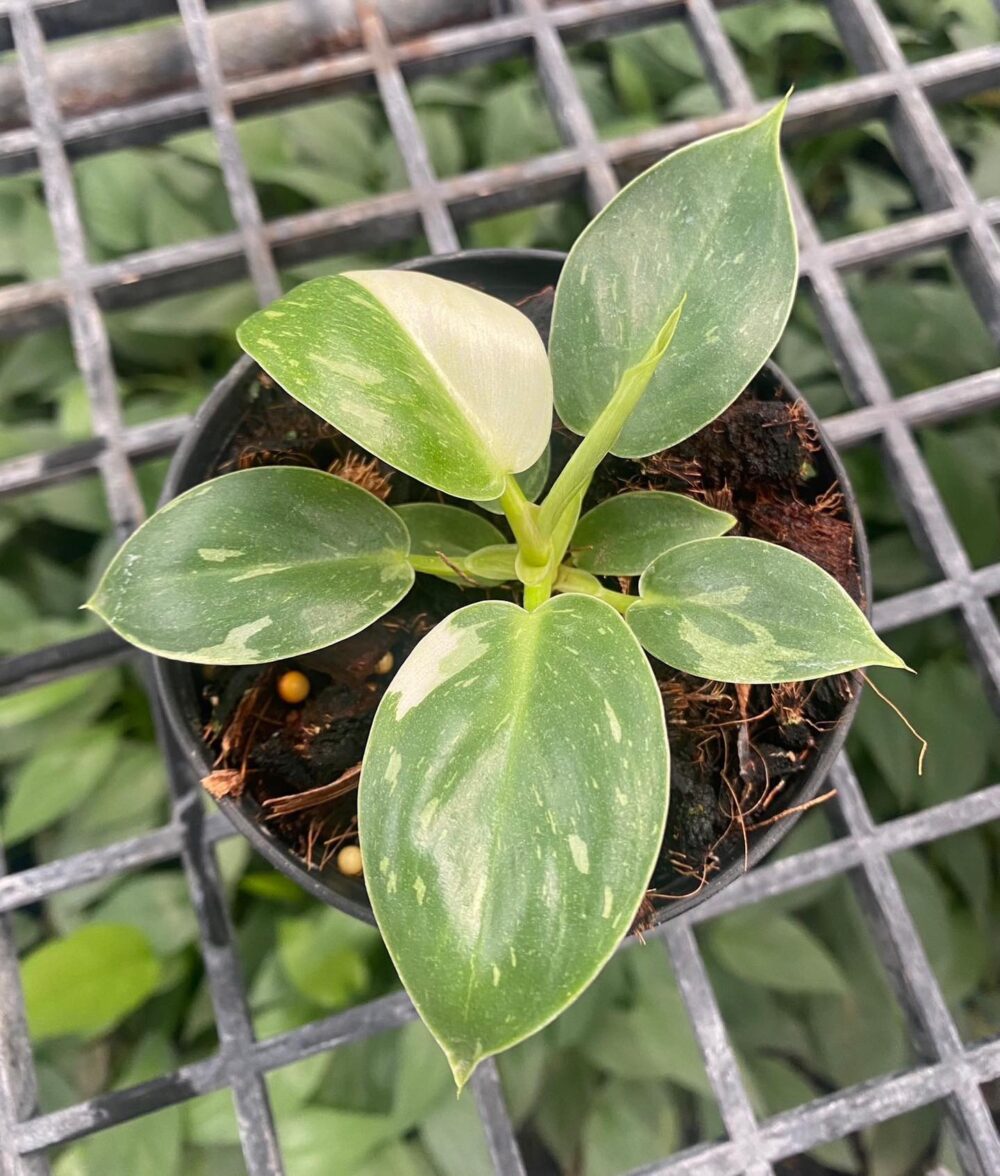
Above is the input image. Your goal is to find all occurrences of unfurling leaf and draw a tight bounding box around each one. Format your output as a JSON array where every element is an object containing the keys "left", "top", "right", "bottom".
[
  {"left": 463, "top": 545, "right": 518, "bottom": 582},
  {"left": 572, "top": 491, "right": 736, "bottom": 576},
  {"left": 238, "top": 271, "right": 553, "bottom": 501},
  {"left": 88, "top": 467, "right": 413, "bottom": 663},
  {"left": 359, "top": 595, "right": 669, "bottom": 1087},
  {"left": 627, "top": 537, "right": 905, "bottom": 682},
  {"left": 550, "top": 100, "right": 796, "bottom": 457}
]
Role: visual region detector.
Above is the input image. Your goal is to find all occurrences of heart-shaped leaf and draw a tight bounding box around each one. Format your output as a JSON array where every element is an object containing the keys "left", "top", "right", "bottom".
[
  {"left": 359, "top": 595, "right": 669, "bottom": 1087},
  {"left": 396, "top": 503, "right": 508, "bottom": 584},
  {"left": 88, "top": 467, "right": 414, "bottom": 663},
  {"left": 395, "top": 503, "right": 505, "bottom": 559},
  {"left": 238, "top": 271, "right": 552, "bottom": 501},
  {"left": 572, "top": 491, "right": 736, "bottom": 576},
  {"left": 549, "top": 100, "right": 796, "bottom": 457},
  {"left": 627, "top": 536, "right": 906, "bottom": 682}
]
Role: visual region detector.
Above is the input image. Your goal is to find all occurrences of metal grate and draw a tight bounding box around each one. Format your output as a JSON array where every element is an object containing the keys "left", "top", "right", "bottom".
[{"left": 0, "top": 0, "right": 998, "bottom": 1173}]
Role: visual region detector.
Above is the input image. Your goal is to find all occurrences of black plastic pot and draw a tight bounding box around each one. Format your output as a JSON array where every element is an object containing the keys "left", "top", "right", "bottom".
[{"left": 154, "top": 248, "right": 870, "bottom": 930}]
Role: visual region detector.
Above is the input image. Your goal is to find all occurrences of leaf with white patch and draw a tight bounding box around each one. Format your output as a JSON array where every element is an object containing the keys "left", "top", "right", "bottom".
[
  {"left": 477, "top": 444, "right": 551, "bottom": 515},
  {"left": 572, "top": 491, "right": 736, "bottom": 576},
  {"left": 88, "top": 467, "right": 413, "bottom": 663},
  {"left": 627, "top": 537, "right": 906, "bottom": 683},
  {"left": 238, "top": 271, "right": 552, "bottom": 501},
  {"left": 549, "top": 100, "right": 797, "bottom": 457},
  {"left": 359, "top": 595, "right": 669, "bottom": 1087}
]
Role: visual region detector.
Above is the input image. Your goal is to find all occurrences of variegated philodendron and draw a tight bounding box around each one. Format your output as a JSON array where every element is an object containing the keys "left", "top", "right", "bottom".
[{"left": 90, "top": 101, "right": 905, "bottom": 1087}]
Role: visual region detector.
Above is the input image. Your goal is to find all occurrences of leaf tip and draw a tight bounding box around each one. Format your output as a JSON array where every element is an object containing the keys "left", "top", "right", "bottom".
[
  {"left": 449, "top": 1054, "right": 480, "bottom": 1093},
  {"left": 755, "top": 94, "right": 790, "bottom": 141},
  {"left": 869, "top": 644, "right": 911, "bottom": 675}
]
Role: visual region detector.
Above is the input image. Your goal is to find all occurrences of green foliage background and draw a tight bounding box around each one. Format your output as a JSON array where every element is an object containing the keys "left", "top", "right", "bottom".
[{"left": 1, "top": 3, "right": 998, "bottom": 1173}]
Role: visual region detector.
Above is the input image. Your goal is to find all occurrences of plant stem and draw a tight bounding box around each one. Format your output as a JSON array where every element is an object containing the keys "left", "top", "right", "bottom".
[
  {"left": 538, "top": 297, "right": 685, "bottom": 536},
  {"left": 523, "top": 580, "right": 553, "bottom": 611},
  {"left": 519, "top": 490, "right": 584, "bottom": 611},
  {"left": 499, "top": 474, "right": 550, "bottom": 569},
  {"left": 553, "top": 566, "right": 634, "bottom": 614}
]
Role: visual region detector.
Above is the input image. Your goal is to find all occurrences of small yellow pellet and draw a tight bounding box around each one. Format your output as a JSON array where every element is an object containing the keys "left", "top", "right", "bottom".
[
  {"left": 375, "top": 651, "right": 395, "bottom": 675},
  {"left": 277, "top": 670, "right": 310, "bottom": 704},
  {"left": 337, "top": 845, "right": 364, "bottom": 877}
]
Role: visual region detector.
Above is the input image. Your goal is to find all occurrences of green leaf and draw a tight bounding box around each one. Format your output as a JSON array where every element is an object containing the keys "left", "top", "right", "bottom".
[
  {"left": 0, "top": 669, "right": 117, "bottom": 741},
  {"left": 92, "top": 873, "right": 199, "bottom": 957},
  {"left": 237, "top": 271, "right": 552, "bottom": 501},
  {"left": 50, "top": 742, "right": 166, "bottom": 858},
  {"left": 55, "top": 1035, "right": 183, "bottom": 1176},
  {"left": 390, "top": 1021, "right": 455, "bottom": 1133},
  {"left": 923, "top": 429, "right": 1000, "bottom": 568},
  {"left": 356, "top": 1142, "right": 439, "bottom": 1176},
  {"left": 496, "top": 1034, "right": 548, "bottom": 1126},
  {"left": 865, "top": 1105, "right": 941, "bottom": 1176},
  {"left": 628, "top": 537, "right": 905, "bottom": 682},
  {"left": 852, "top": 657, "right": 992, "bottom": 808},
  {"left": 749, "top": 1056, "right": 859, "bottom": 1172},
  {"left": 2, "top": 724, "right": 119, "bottom": 843},
  {"left": 22, "top": 924, "right": 162, "bottom": 1040},
  {"left": 573, "top": 491, "right": 735, "bottom": 576},
  {"left": 463, "top": 545, "right": 518, "bottom": 582},
  {"left": 581, "top": 943, "right": 712, "bottom": 1095},
  {"left": 397, "top": 503, "right": 510, "bottom": 585},
  {"left": 76, "top": 150, "right": 150, "bottom": 255},
  {"left": 278, "top": 906, "right": 380, "bottom": 1009},
  {"left": 395, "top": 503, "right": 505, "bottom": 560},
  {"left": 278, "top": 1107, "right": 398, "bottom": 1176},
  {"left": 88, "top": 467, "right": 414, "bottom": 663},
  {"left": 550, "top": 101, "right": 797, "bottom": 457},
  {"left": 581, "top": 1080, "right": 680, "bottom": 1176},
  {"left": 419, "top": 1097, "right": 495, "bottom": 1176},
  {"left": 707, "top": 911, "right": 848, "bottom": 996},
  {"left": 359, "top": 594, "right": 669, "bottom": 1086},
  {"left": 257, "top": 1006, "right": 332, "bottom": 1117},
  {"left": 534, "top": 1053, "right": 599, "bottom": 1167}
]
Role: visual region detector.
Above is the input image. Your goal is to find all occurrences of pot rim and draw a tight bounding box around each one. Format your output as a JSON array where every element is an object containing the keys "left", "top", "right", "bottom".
[{"left": 153, "top": 247, "right": 870, "bottom": 931}]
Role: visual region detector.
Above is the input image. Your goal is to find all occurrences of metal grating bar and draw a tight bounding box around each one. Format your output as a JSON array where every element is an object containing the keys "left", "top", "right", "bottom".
[
  {"left": 0, "top": 809, "right": 234, "bottom": 915},
  {"left": 829, "top": 758, "right": 1000, "bottom": 1176},
  {"left": 0, "top": 847, "right": 45, "bottom": 1176},
  {"left": 358, "top": 2, "right": 460, "bottom": 253},
  {"left": 0, "top": 1, "right": 998, "bottom": 1173},
  {"left": 7, "top": 1, "right": 143, "bottom": 540},
  {"left": 828, "top": 0, "right": 1000, "bottom": 340},
  {"left": 662, "top": 927, "right": 774, "bottom": 1176},
  {"left": 512, "top": 0, "right": 619, "bottom": 211},
  {"left": 471, "top": 1059, "right": 531, "bottom": 1176},
  {"left": 3, "top": 80, "right": 1000, "bottom": 336},
  {"left": 174, "top": 0, "right": 282, "bottom": 304},
  {"left": 156, "top": 705, "right": 287, "bottom": 1176},
  {"left": 11, "top": 990, "right": 419, "bottom": 1154}
]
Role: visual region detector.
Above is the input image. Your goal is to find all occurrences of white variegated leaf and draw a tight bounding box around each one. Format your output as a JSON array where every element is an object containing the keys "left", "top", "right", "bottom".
[
  {"left": 238, "top": 271, "right": 552, "bottom": 501},
  {"left": 359, "top": 595, "right": 669, "bottom": 1087}
]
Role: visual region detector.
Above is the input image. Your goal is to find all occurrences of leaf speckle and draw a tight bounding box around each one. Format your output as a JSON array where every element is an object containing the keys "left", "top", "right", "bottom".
[{"left": 568, "top": 834, "right": 590, "bottom": 875}]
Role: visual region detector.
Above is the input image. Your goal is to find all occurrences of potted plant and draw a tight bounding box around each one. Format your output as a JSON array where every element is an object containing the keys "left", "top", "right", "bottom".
[{"left": 88, "top": 100, "right": 904, "bottom": 1087}]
